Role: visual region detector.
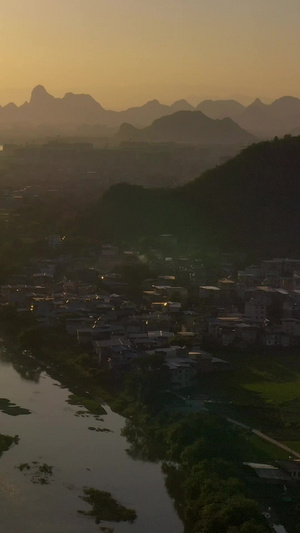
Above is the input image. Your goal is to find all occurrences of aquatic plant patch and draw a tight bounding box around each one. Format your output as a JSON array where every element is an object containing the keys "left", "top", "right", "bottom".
[
  {"left": 78, "top": 488, "right": 137, "bottom": 524},
  {"left": 16, "top": 461, "right": 53, "bottom": 484},
  {"left": 0, "top": 398, "right": 31, "bottom": 416},
  {"left": 0, "top": 434, "right": 19, "bottom": 456},
  {"left": 66, "top": 395, "right": 106, "bottom": 416},
  {"left": 88, "top": 426, "right": 112, "bottom": 433}
]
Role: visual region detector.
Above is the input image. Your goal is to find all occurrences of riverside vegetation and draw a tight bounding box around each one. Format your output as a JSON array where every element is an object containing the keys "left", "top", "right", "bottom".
[
  {"left": 0, "top": 306, "right": 280, "bottom": 533},
  {"left": 2, "top": 290, "right": 300, "bottom": 530}
]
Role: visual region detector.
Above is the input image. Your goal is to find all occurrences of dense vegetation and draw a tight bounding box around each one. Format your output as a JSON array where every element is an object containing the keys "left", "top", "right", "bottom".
[
  {"left": 4, "top": 303, "right": 300, "bottom": 531},
  {"left": 123, "top": 413, "right": 270, "bottom": 533},
  {"left": 84, "top": 135, "right": 300, "bottom": 254}
]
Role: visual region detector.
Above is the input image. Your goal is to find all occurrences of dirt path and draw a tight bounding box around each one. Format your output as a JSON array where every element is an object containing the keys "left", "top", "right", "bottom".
[{"left": 226, "top": 417, "right": 300, "bottom": 458}]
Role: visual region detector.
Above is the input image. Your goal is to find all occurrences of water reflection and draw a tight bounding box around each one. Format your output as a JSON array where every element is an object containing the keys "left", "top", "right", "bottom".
[
  {"left": 122, "top": 420, "right": 162, "bottom": 462},
  {"left": 12, "top": 360, "right": 42, "bottom": 382},
  {"left": 0, "top": 351, "right": 43, "bottom": 383}
]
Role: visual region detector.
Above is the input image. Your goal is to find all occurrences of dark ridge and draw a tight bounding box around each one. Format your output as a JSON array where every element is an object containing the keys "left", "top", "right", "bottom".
[{"left": 83, "top": 136, "right": 300, "bottom": 255}]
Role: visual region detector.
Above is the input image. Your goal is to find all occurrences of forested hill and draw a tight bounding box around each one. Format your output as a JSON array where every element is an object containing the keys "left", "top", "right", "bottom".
[
  {"left": 114, "top": 110, "right": 255, "bottom": 145},
  {"left": 86, "top": 136, "right": 300, "bottom": 254}
]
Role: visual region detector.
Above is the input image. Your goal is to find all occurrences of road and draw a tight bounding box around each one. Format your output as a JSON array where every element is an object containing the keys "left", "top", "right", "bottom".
[{"left": 226, "top": 417, "right": 300, "bottom": 459}]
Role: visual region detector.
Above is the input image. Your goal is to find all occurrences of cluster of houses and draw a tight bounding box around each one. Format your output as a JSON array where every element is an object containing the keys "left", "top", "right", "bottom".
[
  {"left": 244, "top": 459, "right": 300, "bottom": 484},
  {"left": 198, "top": 258, "right": 300, "bottom": 349},
  {"left": 1, "top": 250, "right": 300, "bottom": 388}
]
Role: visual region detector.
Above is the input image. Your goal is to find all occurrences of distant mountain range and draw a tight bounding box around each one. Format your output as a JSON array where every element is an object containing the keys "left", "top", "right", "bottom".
[
  {"left": 114, "top": 111, "right": 255, "bottom": 146},
  {"left": 1, "top": 86, "right": 300, "bottom": 139},
  {"left": 197, "top": 96, "right": 300, "bottom": 137},
  {"left": 0, "top": 85, "right": 195, "bottom": 130},
  {"left": 196, "top": 99, "right": 245, "bottom": 120}
]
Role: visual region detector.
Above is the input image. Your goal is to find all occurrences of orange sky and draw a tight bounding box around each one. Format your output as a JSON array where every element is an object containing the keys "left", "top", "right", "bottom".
[{"left": 0, "top": 0, "right": 299, "bottom": 109}]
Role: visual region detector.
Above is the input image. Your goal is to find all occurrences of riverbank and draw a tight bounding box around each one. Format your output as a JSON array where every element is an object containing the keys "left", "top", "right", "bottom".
[
  {"left": 0, "top": 352, "right": 182, "bottom": 533},
  {"left": 0, "top": 308, "right": 299, "bottom": 532},
  {"left": 0, "top": 307, "right": 115, "bottom": 404}
]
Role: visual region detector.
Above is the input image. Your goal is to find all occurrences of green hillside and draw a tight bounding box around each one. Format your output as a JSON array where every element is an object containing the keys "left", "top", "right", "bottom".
[{"left": 86, "top": 136, "right": 300, "bottom": 254}]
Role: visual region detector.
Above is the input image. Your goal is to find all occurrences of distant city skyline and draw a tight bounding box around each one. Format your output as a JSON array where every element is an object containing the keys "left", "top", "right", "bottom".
[{"left": 0, "top": 0, "right": 299, "bottom": 109}]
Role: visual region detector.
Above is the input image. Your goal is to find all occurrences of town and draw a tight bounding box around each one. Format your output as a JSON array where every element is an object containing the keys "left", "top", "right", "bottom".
[
  {"left": 3, "top": 237, "right": 300, "bottom": 387},
  {"left": 2, "top": 235, "right": 300, "bottom": 531}
]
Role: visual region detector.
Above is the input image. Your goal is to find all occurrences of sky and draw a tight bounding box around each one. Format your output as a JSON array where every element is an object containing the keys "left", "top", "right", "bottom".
[{"left": 0, "top": 0, "right": 300, "bottom": 109}]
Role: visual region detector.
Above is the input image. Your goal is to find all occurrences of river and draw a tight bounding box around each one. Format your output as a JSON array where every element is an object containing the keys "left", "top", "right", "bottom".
[{"left": 0, "top": 350, "right": 183, "bottom": 532}]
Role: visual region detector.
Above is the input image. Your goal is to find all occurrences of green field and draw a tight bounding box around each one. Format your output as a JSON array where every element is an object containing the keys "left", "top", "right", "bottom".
[
  {"left": 283, "top": 441, "right": 300, "bottom": 453},
  {"left": 244, "top": 379, "right": 300, "bottom": 404},
  {"left": 246, "top": 434, "right": 291, "bottom": 461},
  {"left": 196, "top": 349, "right": 300, "bottom": 441}
]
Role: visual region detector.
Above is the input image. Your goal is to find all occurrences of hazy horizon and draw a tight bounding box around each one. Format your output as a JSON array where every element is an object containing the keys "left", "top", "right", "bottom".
[
  {"left": 1, "top": 0, "right": 300, "bottom": 109},
  {"left": 0, "top": 84, "right": 287, "bottom": 111}
]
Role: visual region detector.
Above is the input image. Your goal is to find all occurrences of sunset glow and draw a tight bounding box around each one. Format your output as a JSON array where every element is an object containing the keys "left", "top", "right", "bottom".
[{"left": 0, "top": 0, "right": 299, "bottom": 108}]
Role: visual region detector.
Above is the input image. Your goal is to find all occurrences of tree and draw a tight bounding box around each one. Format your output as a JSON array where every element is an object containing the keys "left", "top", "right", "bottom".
[{"left": 125, "top": 353, "right": 170, "bottom": 414}]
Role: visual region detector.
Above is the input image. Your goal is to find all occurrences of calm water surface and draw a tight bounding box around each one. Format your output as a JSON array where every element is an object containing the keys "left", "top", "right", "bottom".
[{"left": 0, "top": 352, "right": 183, "bottom": 532}]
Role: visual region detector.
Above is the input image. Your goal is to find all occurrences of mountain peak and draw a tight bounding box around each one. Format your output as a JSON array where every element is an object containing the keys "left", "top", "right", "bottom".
[
  {"left": 249, "top": 98, "right": 265, "bottom": 107},
  {"left": 144, "top": 99, "right": 161, "bottom": 108},
  {"left": 30, "top": 85, "right": 54, "bottom": 104},
  {"left": 65, "top": 91, "right": 93, "bottom": 101},
  {"left": 171, "top": 99, "right": 194, "bottom": 111}
]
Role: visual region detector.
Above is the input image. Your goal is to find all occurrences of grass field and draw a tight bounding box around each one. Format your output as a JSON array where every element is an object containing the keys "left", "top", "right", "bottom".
[
  {"left": 244, "top": 380, "right": 300, "bottom": 404},
  {"left": 196, "top": 349, "right": 300, "bottom": 441},
  {"left": 246, "top": 434, "right": 291, "bottom": 461},
  {"left": 283, "top": 441, "right": 300, "bottom": 453}
]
